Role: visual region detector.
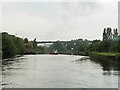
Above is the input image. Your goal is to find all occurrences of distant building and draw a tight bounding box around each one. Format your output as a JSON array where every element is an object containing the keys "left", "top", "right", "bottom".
[{"left": 103, "top": 27, "right": 119, "bottom": 41}]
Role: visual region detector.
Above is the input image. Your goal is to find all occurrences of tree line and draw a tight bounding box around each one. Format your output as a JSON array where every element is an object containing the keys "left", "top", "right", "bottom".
[
  {"left": 2, "top": 27, "right": 120, "bottom": 59},
  {"left": 2, "top": 32, "right": 44, "bottom": 59},
  {"left": 47, "top": 39, "right": 120, "bottom": 55},
  {"left": 47, "top": 27, "right": 120, "bottom": 55},
  {"left": 2, "top": 32, "right": 25, "bottom": 59}
]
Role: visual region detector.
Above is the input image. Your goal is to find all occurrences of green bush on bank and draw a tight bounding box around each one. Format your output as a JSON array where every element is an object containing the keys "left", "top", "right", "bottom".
[
  {"left": 2, "top": 32, "right": 45, "bottom": 59},
  {"left": 2, "top": 32, "right": 25, "bottom": 59},
  {"left": 89, "top": 52, "right": 120, "bottom": 61},
  {"left": 91, "top": 52, "right": 120, "bottom": 56}
]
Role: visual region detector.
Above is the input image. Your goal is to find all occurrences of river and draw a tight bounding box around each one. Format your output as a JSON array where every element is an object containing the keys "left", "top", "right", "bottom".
[{"left": 2, "top": 54, "right": 119, "bottom": 88}]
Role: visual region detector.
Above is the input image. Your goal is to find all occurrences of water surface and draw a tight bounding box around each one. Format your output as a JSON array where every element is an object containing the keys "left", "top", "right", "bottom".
[{"left": 2, "top": 54, "right": 118, "bottom": 88}]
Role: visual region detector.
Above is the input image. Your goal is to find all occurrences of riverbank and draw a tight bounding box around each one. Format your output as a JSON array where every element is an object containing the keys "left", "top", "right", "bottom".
[
  {"left": 89, "top": 52, "right": 120, "bottom": 61},
  {"left": 89, "top": 52, "right": 120, "bottom": 71},
  {"left": 2, "top": 55, "right": 24, "bottom": 65}
]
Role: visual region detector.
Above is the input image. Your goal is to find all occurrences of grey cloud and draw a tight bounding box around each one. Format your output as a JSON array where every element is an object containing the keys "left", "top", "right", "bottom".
[
  {"left": 2, "top": 2, "right": 118, "bottom": 40},
  {"left": 60, "top": 2, "right": 103, "bottom": 16}
]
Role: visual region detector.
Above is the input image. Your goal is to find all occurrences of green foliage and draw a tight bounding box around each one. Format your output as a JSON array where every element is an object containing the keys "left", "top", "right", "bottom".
[
  {"left": 2, "top": 32, "right": 17, "bottom": 58},
  {"left": 89, "top": 40, "right": 100, "bottom": 51},
  {"left": 2, "top": 26, "right": 119, "bottom": 58},
  {"left": 88, "top": 39, "right": 119, "bottom": 53},
  {"left": 2, "top": 32, "right": 25, "bottom": 59},
  {"left": 109, "top": 41, "right": 119, "bottom": 52},
  {"left": 47, "top": 37, "right": 119, "bottom": 55},
  {"left": 47, "top": 39, "right": 91, "bottom": 55},
  {"left": 92, "top": 52, "right": 120, "bottom": 56},
  {"left": 24, "top": 38, "right": 29, "bottom": 44},
  {"left": 97, "top": 40, "right": 111, "bottom": 52},
  {"left": 14, "top": 37, "right": 25, "bottom": 54},
  {"left": 37, "top": 46, "right": 45, "bottom": 54},
  {"left": 48, "top": 41, "right": 64, "bottom": 53}
]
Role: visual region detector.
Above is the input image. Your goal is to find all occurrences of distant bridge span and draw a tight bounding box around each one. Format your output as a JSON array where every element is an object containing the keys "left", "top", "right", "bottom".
[{"left": 36, "top": 41, "right": 70, "bottom": 44}]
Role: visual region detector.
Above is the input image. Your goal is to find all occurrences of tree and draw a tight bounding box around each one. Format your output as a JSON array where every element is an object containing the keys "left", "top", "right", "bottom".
[
  {"left": 89, "top": 40, "right": 100, "bottom": 52},
  {"left": 24, "top": 38, "right": 29, "bottom": 44},
  {"left": 14, "top": 37, "right": 25, "bottom": 54},
  {"left": 2, "top": 32, "right": 26, "bottom": 59},
  {"left": 2, "top": 33, "right": 17, "bottom": 58},
  {"left": 48, "top": 41, "right": 64, "bottom": 53},
  {"left": 97, "top": 40, "right": 111, "bottom": 52},
  {"left": 117, "top": 40, "right": 120, "bottom": 52}
]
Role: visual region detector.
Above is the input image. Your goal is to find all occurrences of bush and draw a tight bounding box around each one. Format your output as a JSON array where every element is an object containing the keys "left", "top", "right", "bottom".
[{"left": 2, "top": 32, "right": 25, "bottom": 59}]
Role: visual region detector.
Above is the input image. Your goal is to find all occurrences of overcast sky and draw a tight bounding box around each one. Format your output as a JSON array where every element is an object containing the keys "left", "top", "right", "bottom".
[{"left": 1, "top": 0, "right": 119, "bottom": 41}]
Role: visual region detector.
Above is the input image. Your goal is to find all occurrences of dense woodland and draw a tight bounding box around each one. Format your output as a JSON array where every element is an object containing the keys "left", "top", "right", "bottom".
[
  {"left": 2, "top": 32, "right": 44, "bottom": 59},
  {"left": 2, "top": 32, "right": 25, "bottom": 59},
  {"left": 47, "top": 39, "right": 120, "bottom": 55},
  {"left": 1, "top": 27, "right": 120, "bottom": 59}
]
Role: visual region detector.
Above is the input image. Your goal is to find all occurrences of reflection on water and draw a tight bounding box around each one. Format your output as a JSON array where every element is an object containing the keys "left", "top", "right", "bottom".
[
  {"left": 90, "top": 57, "right": 120, "bottom": 76},
  {"left": 2, "top": 55, "right": 119, "bottom": 88}
]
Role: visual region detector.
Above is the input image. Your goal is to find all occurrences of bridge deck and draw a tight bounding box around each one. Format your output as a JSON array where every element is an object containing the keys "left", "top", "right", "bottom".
[{"left": 37, "top": 41, "right": 69, "bottom": 43}]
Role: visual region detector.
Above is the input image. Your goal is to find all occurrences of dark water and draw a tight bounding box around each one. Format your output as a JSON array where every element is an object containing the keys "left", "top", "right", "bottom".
[{"left": 2, "top": 55, "right": 119, "bottom": 88}]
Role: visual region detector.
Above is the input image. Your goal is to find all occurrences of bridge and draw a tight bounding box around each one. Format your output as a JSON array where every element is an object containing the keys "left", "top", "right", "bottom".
[{"left": 36, "top": 40, "right": 70, "bottom": 44}]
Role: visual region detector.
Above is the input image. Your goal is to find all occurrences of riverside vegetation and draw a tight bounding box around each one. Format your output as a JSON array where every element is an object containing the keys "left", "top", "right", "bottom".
[
  {"left": 2, "top": 32, "right": 44, "bottom": 59},
  {"left": 2, "top": 27, "right": 120, "bottom": 61}
]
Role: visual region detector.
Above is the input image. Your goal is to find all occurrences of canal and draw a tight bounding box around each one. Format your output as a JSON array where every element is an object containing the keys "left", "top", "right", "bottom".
[{"left": 2, "top": 54, "right": 119, "bottom": 88}]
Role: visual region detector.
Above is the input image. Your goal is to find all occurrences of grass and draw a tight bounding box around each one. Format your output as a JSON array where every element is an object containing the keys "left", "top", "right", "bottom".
[{"left": 92, "top": 52, "right": 120, "bottom": 56}]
